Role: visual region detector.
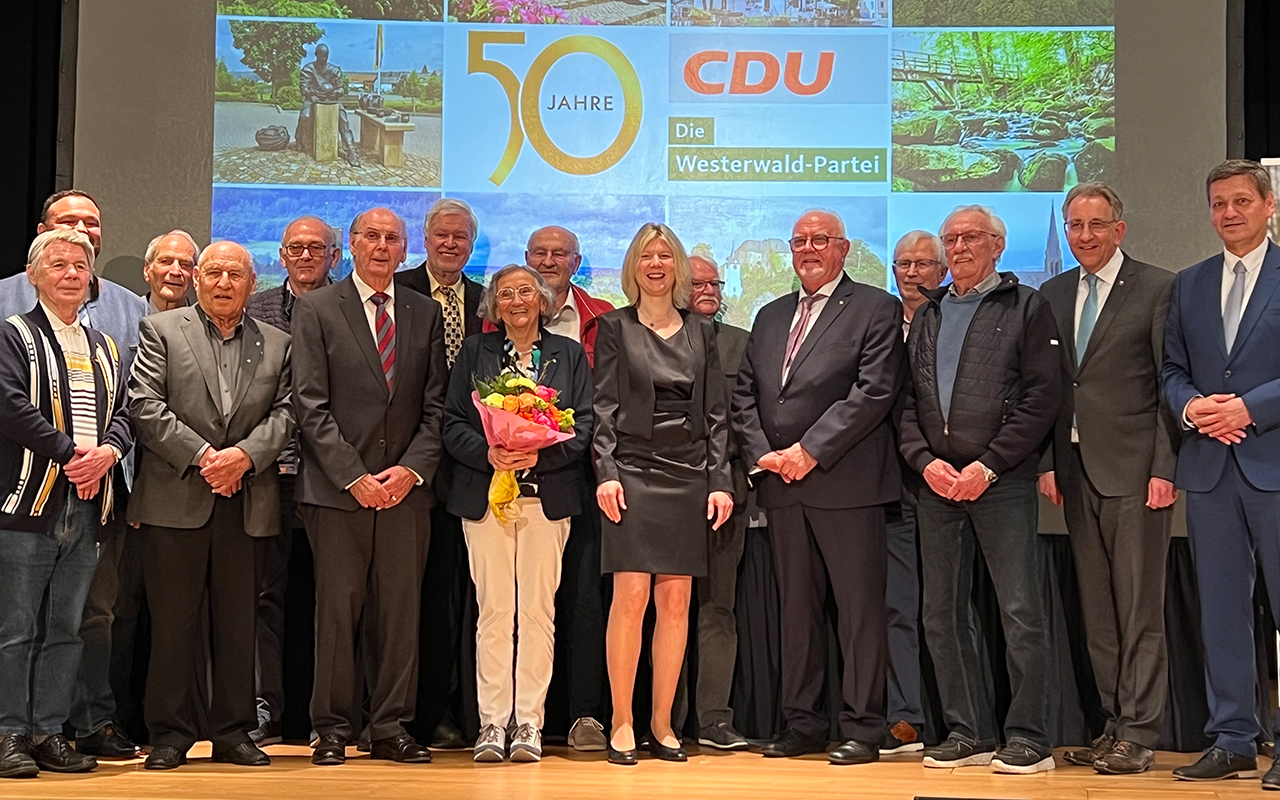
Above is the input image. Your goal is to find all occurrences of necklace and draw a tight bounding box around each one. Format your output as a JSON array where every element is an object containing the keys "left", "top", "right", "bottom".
[{"left": 639, "top": 308, "right": 678, "bottom": 330}]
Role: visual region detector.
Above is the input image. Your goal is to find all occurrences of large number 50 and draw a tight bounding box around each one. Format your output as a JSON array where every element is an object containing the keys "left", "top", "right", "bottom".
[{"left": 468, "top": 31, "right": 644, "bottom": 187}]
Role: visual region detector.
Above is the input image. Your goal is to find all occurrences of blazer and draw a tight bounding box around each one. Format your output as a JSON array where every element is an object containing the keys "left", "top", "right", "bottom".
[
  {"left": 592, "top": 307, "right": 732, "bottom": 495},
  {"left": 394, "top": 264, "right": 484, "bottom": 337},
  {"left": 442, "top": 330, "right": 594, "bottom": 521},
  {"left": 293, "top": 275, "right": 448, "bottom": 511},
  {"left": 1163, "top": 240, "right": 1280, "bottom": 492},
  {"left": 733, "top": 273, "right": 905, "bottom": 510},
  {"left": 0, "top": 304, "right": 133, "bottom": 536},
  {"left": 714, "top": 320, "right": 751, "bottom": 505},
  {"left": 482, "top": 284, "right": 617, "bottom": 367},
  {"left": 127, "top": 307, "right": 293, "bottom": 537},
  {"left": 1039, "top": 255, "right": 1178, "bottom": 496}
]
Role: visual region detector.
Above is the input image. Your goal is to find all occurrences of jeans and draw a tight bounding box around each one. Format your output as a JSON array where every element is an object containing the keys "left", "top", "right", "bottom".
[
  {"left": 0, "top": 491, "right": 101, "bottom": 736},
  {"left": 69, "top": 510, "right": 127, "bottom": 738},
  {"left": 917, "top": 478, "right": 1051, "bottom": 749}
]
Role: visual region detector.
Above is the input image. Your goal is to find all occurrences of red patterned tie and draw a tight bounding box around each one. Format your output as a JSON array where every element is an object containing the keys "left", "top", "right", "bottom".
[{"left": 371, "top": 292, "right": 395, "bottom": 389}]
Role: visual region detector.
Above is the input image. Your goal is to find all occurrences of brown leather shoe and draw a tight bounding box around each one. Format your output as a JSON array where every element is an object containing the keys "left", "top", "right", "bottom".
[
  {"left": 1064, "top": 733, "right": 1115, "bottom": 766},
  {"left": 1094, "top": 740, "right": 1155, "bottom": 774}
]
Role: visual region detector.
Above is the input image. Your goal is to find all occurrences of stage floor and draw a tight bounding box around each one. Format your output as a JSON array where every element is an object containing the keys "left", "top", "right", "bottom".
[{"left": 2, "top": 743, "right": 1271, "bottom": 800}]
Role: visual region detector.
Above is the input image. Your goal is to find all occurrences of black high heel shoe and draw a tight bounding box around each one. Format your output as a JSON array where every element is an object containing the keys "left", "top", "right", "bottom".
[
  {"left": 607, "top": 741, "right": 638, "bottom": 766},
  {"left": 648, "top": 737, "right": 688, "bottom": 762}
]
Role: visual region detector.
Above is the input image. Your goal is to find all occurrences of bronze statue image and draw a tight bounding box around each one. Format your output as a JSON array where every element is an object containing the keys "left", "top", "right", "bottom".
[{"left": 295, "top": 43, "right": 361, "bottom": 167}]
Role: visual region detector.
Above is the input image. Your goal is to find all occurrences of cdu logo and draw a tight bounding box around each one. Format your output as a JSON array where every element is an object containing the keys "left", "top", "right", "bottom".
[{"left": 468, "top": 30, "right": 644, "bottom": 186}]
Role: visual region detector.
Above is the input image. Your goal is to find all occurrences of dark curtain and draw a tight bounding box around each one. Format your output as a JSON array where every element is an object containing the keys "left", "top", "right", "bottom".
[
  {"left": 1244, "top": 0, "right": 1280, "bottom": 160},
  {"left": 0, "top": 0, "right": 61, "bottom": 278}
]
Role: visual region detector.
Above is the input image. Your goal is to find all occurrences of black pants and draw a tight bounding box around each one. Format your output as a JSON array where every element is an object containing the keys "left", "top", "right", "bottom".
[
  {"left": 770, "top": 504, "right": 887, "bottom": 744},
  {"left": 306, "top": 502, "right": 431, "bottom": 742},
  {"left": 556, "top": 501, "right": 609, "bottom": 724},
  {"left": 143, "top": 494, "right": 260, "bottom": 752}
]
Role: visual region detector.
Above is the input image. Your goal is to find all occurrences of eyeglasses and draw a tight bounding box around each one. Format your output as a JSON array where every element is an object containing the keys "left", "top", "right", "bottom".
[
  {"left": 893, "top": 258, "right": 942, "bottom": 272},
  {"left": 284, "top": 242, "right": 332, "bottom": 257},
  {"left": 1065, "top": 220, "right": 1118, "bottom": 235},
  {"left": 692, "top": 279, "right": 725, "bottom": 291},
  {"left": 496, "top": 285, "right": 539, "bottom": 303},
  {"left": 353, "top": 229, "right": 403, "bottom": 246},
  {"left": 941, "top": 231, "right": 998, "bottom": 249},
  {"left": 788, "top": 235, "right": 845, "bottom": 252}
]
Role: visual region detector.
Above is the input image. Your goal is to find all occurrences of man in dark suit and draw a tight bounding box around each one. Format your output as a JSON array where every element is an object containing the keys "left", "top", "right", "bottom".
[
  {"left": 733, "top": 209, "right": 905, "bottom": 765},
  {"left": 1163, "top": 160, "right": 1280, "bottom": 787},
  {"left": 294, "top": 207, "right": 447, "bottom": 766},
  {"left": 128, "top": 240, "right": 294, "bottom": 770},
  {"left": 1037, "top": 183, "right": 1177, "bottom": 775},
  {"left": 244, "top": 215, "right": 338, "bottom": 745},
  {"left": 394, "top": 197, "right": 483, "bottom": 749}
]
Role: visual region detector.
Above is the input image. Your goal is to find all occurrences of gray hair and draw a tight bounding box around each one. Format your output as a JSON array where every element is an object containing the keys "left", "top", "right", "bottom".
[
  {"left": 689, "top": 253, "right": 719, "bottom": 272},
  {"left": 280, "top": 216, "right": 338, "bottom": 248},
  {"left": 1063, "top": 182, "right": 1124, "bottom": 221},
  {"left": 350, "top": 208, "right": 407, "bottom": 241},
  {"left": 893, "top": 230, "right": 946, "bottom": 266},
  {"left": 1205, "top": 159, "right": 1273, "bottom": 200},
  {"left": 941, "top": 204, "right": 1007, "bottom": 238},
  {"left": 797, "top": 208, "right": 846, "bottom": 237},
  {"left": 144, "top": 229, "right": 199, "bottom": 265},
  {"left": 27, "top": 229, "right": 95, "bottom": 272},
  {"left": 198, "top": 240, "right": 255, "bottom": 273},
  {"left": 425, "top": 197, "right": 478, "bottom": 238},
  {"left": 479, "top": 264, "right": 556, "bottom": 326}
]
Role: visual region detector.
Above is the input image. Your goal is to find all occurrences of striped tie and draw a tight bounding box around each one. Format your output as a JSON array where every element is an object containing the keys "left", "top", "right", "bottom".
[{"left": 371, "top": 292, "right": 395, "bottom": 389}]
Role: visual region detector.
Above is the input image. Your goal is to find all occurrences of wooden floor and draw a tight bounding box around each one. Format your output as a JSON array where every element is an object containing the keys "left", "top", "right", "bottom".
[{"left": 3, "top": 743, "right": 1274, "bottom": 800}]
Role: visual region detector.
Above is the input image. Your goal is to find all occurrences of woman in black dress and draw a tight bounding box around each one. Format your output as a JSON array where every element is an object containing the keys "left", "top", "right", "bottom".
[{"left": 593, "top": 223, "right": 734, "bottom": 764}]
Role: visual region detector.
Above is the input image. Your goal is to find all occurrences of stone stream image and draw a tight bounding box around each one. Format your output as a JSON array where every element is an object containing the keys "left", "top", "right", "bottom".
[{"left": 891, "top": 29, "right": 1114, "bottom": 193}]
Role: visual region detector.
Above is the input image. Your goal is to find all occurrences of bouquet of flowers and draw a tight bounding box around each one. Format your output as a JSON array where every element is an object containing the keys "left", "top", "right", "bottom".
[{"left": 472, "top": 368, "right": 577, "bottom": 523}]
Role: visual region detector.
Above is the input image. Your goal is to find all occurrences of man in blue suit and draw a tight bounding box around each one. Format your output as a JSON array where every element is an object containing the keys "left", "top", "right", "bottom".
[{"left": 1163, "top": 159, "right": 1280, "bottom": 787}]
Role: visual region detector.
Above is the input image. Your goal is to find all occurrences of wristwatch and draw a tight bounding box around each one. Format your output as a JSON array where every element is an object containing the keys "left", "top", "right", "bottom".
[{"left": 979, "top": 463, "right": 998, "bottom": 483}]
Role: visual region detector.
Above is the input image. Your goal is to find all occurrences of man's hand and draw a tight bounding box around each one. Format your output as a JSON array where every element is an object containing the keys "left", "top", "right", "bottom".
[
  {"left": 1147, "top": 477, "right": 1177, "bottom": 510},
  {"left": 707, "top": 491, "right": 734, "bottom": 531},
  {"left": 777, "top": 443, "right": 818, "bottom": 482},
  {"left": 923, "top": 459, "right": 960, "bottom": 498},
  {"left": 949, "top": 462, "right": 993, "bottom": 502},
  {"left": 597, "top": 480, "right": 626, "bottom": 524},
  {"left": 64, "top": 445, "right": 117, "bottom": 491},
  {"left": 374, "top": 466, "right": 417, "bottom": 508},
  {"left": 200, "top": 447, "right": 253, "bottom": 494},
  {"left": 488, "top": 446, "right": 537, "bottom": 472},
  {"left": 1038, "top": 472, "right": 1062, "bottom": 506},
  {"left": 1192, "top": 394, "right": 1252, "bottom": 444},
  {"left": 756, "top": 451, "right": 786, "bottom": 475},
  {"left": 350, "top": 473, "right": 391, "bottom": 509}
]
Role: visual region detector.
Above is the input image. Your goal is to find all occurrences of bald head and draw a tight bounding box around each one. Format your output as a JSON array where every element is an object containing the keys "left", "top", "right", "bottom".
[
  {"left": 525, "top": 225, "right": 582, "bottom": 307},
  {"left": 791, "top": 208, "right": 849, "bottom": 294},
  {"left": 195, "top": 241, "right": 257, "bottom": 326}
]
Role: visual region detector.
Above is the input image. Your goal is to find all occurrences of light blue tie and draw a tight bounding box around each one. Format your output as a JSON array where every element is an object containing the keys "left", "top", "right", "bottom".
[
  {"left": 1076, "top": 273, "right": 1099, "bottom": 362},
  {"left": 1224, "top": 260, "right": 1247, "bottom": 353}
]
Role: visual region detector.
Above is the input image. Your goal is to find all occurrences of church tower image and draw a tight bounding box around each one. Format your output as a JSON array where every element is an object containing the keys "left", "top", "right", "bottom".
[{"left": 1044, "top": 201, "right": 1063, "bottom": 279}]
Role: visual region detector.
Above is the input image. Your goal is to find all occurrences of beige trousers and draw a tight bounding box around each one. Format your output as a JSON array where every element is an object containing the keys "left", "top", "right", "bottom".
[{"left": 463, "top": 497, "right": 570, "bottom": 729}]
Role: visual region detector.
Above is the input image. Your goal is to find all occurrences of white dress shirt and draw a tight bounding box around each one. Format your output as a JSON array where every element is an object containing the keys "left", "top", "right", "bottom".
[
  {"left": 1220, "top": 237, "right": 1269, "bottom": 315},
  {"left": 427, "top": 267, "right": 466, "bottom": 323},
  {"left": 352, "top": 269, "right": 396, "bottom": 337},
  {"left": 781, "top": 273, "right": 842, "bottom": 383},
  {"left": 1070, "top": 249, "right": 1125, "bottom": 443},
  {"left": 545, "top": 287, "right": 581, "bottom": 341}
]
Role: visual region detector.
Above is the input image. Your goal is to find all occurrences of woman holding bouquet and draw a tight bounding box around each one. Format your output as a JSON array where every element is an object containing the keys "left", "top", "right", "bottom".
[
  {"left": 593, "top": 223, "right": 735, "bottom": 764},
  {"left": 442, "top": 264, "right": 594, "bottom": 763}
]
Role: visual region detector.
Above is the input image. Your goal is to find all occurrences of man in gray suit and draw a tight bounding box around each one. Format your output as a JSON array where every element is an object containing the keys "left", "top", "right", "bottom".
[
  {"left": 1037, "top": 183, "right": 1177, "bottom": 774},
  {"left": 128, "top": 240, "right": 293, "bottom": 770}
]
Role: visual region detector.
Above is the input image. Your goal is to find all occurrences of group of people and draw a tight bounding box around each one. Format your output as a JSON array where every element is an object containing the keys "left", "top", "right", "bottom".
[{"left": 1, "top": 158, "right": 1279, "bottom": 789}]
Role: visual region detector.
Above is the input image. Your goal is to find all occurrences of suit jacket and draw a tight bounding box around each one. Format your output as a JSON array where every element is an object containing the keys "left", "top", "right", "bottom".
[
  {"left": 127, "top": 308, "right": 293, "bottom": 536},
  {"left": 1039, "top": 255, "right": 1178, "bottom": 496},
  {"left": 394, "top": 263, "right": 484, "bottom": 337},
  {"left": 733, "top": 274, "right": 904, "bottom": 510},
  {"left": 714, "top": 320, "right": 751, "bottom": 505},
  {"left": 1163, "top": 240, "right": 1280, "bottom": 492},
  {"left": 293, "top": 275, "right": 448, "bottom": 511},
  {"left": 592, "top": 307, "right": 732, "bottom": 495},
  {"left": 442, "top": 330, "right": 594, "bottom": 521}
]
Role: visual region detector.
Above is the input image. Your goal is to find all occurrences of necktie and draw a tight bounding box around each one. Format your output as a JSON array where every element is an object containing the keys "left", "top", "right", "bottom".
[
  {"left": 1224, "top": 260, "right": 1247, "bottom": 353},
  {"left": 782, "top": 294, "right": 817, "bottom": 381},
  {"left": 440, "top": 285, "right": 463, "bottom": 367},
  {"left": 371, "top": 292, "right": 395, "bottom": 389},
  {"left": 1075, "top": 272, "right": 1099, "bottom": 362}
]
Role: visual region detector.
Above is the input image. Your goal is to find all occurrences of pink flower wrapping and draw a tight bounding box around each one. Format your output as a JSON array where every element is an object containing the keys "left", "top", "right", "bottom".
[{"left": 471, "top": 391, "right": 575, "bottom": 452}]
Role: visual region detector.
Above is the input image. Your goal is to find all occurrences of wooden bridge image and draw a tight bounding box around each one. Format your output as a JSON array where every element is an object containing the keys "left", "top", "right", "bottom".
[{"left": 892, "top": 49, "right": 1020, "bottom": 107}]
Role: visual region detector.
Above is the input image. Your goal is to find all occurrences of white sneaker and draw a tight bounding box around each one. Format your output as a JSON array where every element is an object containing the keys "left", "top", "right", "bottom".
[
  {"left": 567, "top": 717, "right": 607, "bottom": 752},
  {"left": 510, "top": 723, "right": 542, "bottom": 762},
  {"left": 473, "top": 724, "right": 506, "bottom": 762}
]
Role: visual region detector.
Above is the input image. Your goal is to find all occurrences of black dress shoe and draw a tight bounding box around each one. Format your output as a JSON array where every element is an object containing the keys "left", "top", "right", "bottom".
[
  {"left": 1173, "top": 747, "right": 1260, "bottom": 781},
  {"left": 370, "top": 733, "right": 432, "bottom": 763},
  {"left": 761, "top": 729, "right": 825, "bottom": 758},
  {"left": 30, "top": 735, "right": 97, "bottom": 773},
  {"left": 0, "top": 735, "right": 39, "bottom": 779},
  {"left": 1064, "top": 733, "right": 1115, "bottom": 766},
  {"left": 829, "top": 740, "right": 879, "bottom": 765},
  {"left": 312, "top": 733, "right": 347, "bottom": 766},
  {"left": 648, "top": 737, "right": 688, "bottom": 762},
  {"left": 212, "top": 742, "right": 270, "bottom": 766},
  {"left": 607, "top": 743, "right": 638, "bottom": 765},
  {"left": 76, "top": 723, "right": 142, "bottom": 759},
  {"left": 1263, "top": 756, "right": 1280, "bottom": 790},
  {"left": 144, "top": 745, "right": 187, "bottom": 770},
  {"left": 1094, "top": 740, "right": 1155, "bottom": 774},
  {"left": 430, "top": 717, "right": 468, "bottom": 750}
]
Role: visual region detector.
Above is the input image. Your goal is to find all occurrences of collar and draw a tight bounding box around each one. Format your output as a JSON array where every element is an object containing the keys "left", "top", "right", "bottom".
[
  {"left": 1080, "top": 248, "right": 1125, "bottom": 286},
  {"left": 801, "top": 273, "right": 843, "bottom": 302},
  {"left": 551, "top": 286, "right": 579, "bottom": 320},
  {"left": 948, "top": 270, "right": 1001, "bottom": 297},
  {"left": 1223, "top": 237, "right": 1270, "bottom": 274},
  {"left": 353, "top": 269, "right": 395, "bottom": 304},
  {"left": 427, "top": 266, "right": 464, "bottom": 297},
  {"left": 40, "top": 299, "right": 82, "bottom": 334},
  {"left": 195, "top": 304, "right": 247, "bottom": 339}
]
